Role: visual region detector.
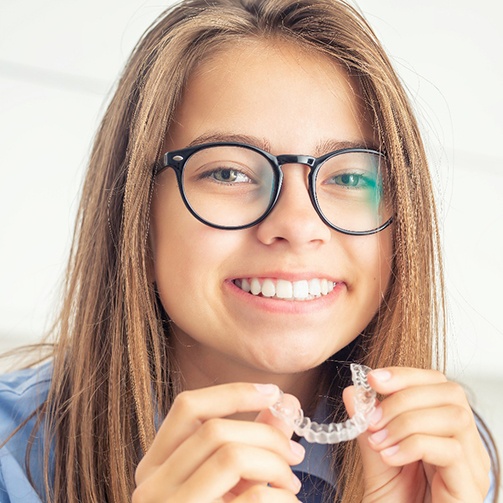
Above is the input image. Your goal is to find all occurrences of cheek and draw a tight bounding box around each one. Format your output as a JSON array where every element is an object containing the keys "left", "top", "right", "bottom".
[
  {"left": 151, "top": 175, "right": 196, "bottom": 291},
  {"left": 151, "top": 193, "right": 203, "bottom": 287},
  {"left": 150, "top": 207, "right": 210, "bottom": 328},
  {"left": 150, "top": 180, "right": 244, "bottom": 318},
  {"left": 150, "top": 170, "right": 206, "bottom": 266},
  {"left": 348, "top": 228, "right": 393, "bottom": 304},
  {"left": 378, "top": 229, "right": 394, "bottom": 285},
  {"left": 368, "top": 229, "right": 393, "bottom": 299}
]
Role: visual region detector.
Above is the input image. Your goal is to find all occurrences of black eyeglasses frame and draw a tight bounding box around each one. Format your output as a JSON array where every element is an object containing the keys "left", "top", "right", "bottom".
[{"left": 154, "top": 141, "right": 394, "bottom": 236}]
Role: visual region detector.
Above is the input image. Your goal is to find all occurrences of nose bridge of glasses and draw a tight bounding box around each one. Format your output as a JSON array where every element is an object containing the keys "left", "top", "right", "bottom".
[
  {"left": 274, "top": 154, "right": 317, "bottom": 203},
  {"left": 270, "top": 154, "right": 320, "bottom": 221},
  {"left": 276, "top": 154, "right": 316, "bottom": 168}
]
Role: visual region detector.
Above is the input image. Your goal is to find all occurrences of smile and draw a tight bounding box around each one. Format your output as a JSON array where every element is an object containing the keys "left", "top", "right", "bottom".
[{"left": 233, "top": 278, "right": 336, "bottom": 301}]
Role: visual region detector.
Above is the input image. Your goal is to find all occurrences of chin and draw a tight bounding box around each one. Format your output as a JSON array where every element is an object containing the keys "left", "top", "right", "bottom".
[
  {"left": 247, "top": 328, "right": 353, "bottom": 372},
  {"left": 244, "top": 346, "right": 329, "bottom": 376}
]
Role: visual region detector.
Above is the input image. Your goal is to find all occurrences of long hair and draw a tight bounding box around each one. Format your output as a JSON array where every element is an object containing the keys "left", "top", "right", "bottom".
[{"left": 12, "top": 0, "right": 497, "bottom": 501}]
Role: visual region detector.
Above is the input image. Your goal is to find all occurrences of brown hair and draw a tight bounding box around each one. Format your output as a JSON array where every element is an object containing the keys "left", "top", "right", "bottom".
[{"left": 6, "top": 0, "right": 498, "bottom": 501}]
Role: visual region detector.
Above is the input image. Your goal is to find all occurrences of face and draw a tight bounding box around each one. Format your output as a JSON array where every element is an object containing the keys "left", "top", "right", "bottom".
[{"left": 151, "top": 40, "right": 393, "bottom": 386}]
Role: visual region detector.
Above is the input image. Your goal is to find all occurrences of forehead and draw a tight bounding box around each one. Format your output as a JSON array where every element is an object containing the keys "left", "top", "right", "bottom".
[{"left": 167, "top": 39, "right": 375, "bottom": 154}]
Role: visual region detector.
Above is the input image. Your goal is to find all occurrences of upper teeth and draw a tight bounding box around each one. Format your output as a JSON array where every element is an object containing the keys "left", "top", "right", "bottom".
[{"left": 234, "top": 278, "right": 335, "bottom": 300}]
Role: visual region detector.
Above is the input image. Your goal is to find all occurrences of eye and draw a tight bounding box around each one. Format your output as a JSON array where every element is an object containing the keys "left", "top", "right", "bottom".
[
  {"left": 207, "top": 168, "right": 252, "bottom": 184},
  {"left": 337, "top": 173, "right": 360, "bottom": 187},
  {"left": 329, "top": 173, "right": 375, "bottom": 189}
]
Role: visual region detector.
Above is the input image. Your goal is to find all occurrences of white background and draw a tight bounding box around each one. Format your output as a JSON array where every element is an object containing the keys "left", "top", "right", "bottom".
[{"left": 0, "top": 0, "right": 502, "bottom": 489}]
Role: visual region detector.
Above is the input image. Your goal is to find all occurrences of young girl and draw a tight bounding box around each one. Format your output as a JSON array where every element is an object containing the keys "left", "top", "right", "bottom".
[{"left": 0, "top": 0, "right": 498, "bottom": 501}]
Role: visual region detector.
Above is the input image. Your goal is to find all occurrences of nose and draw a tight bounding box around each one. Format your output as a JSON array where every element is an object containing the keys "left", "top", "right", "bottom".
[{"left": 255, "top": 164, "right": 332, "bottom": 248}]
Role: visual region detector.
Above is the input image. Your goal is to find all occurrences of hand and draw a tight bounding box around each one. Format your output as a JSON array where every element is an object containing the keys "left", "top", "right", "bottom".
[
  {"left": 132, "top": 382, "right": 305, "bottom": 502},
  {"left": 344, "top": 367, "right": 492, "bottom": 503}
]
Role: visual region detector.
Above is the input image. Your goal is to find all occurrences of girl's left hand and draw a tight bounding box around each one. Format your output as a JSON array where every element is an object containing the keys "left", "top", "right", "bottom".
[{"left": 343, "top": 367, "right": 492, "bottom": 503}]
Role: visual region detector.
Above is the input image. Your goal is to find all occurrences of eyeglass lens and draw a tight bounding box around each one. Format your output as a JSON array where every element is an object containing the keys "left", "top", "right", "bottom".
[{"left": 180, "top": 145, "right": 392, "bottom": 232}]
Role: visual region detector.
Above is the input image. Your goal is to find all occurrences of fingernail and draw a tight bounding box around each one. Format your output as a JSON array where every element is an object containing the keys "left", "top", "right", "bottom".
[
  {"left": 254, "top": 383, "right": 278, "bottom": 395},
  {"left": 291, "top": 473, "right": 302, "bottom": 492},
  {"left": 368, "top": 406, "right": 383, "bottom": 425},
  {"left": 371, "top": 369, "right": 392, "bottom": 382},
  {"left": 290, "top": 440, "right": 305, "bottom": 460},
  {"left": 369, "top": 428, "right": 388, "bottom": 445},
  {"left": 381, "top": 444, "right": 399, "bottom": 457}
]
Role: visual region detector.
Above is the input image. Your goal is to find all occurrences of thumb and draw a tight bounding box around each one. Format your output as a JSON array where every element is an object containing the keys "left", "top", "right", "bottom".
[
  {"left": 254, "top": 392, "right": 301, "bottom": 439},
  {"left": 343, "top": 385, "right": 398, "bottom": 487}
]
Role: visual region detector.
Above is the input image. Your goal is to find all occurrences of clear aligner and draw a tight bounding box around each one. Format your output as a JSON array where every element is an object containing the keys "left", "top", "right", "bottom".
[{"left": 269, "top": 364, "right": 376, "bottom": 444}]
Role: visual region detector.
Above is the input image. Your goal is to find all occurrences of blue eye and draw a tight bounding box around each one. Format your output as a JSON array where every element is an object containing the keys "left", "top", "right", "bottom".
[{"left": 337, "top": 173, "right": 361, "bottom": 187}]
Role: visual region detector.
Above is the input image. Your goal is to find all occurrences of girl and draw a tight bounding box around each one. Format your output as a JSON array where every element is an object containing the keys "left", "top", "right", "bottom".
[{"left": 0, "top": 0, "right": 498, "bottom": 501}]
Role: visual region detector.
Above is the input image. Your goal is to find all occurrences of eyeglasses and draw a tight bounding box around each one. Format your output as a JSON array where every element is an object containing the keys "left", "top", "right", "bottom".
[{"left": 154, "top": 142, "right": 393, "bottom": 235}]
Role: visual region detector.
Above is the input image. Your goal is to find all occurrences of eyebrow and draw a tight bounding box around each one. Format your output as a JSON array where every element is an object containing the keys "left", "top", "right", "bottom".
[
  {"left": 186, "top": 132, "right": 376, "bottom": 156},
  {"left": 187, "top": 132, "right": 271, "bottom": 151},
  {"left": 316, "top": 138, "right": 378, "bottom": 154}
]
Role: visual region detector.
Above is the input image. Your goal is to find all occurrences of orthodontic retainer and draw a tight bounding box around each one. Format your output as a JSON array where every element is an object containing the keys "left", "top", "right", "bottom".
[{"left": 270, "top": 364, "right": 376, "bottom": 444}]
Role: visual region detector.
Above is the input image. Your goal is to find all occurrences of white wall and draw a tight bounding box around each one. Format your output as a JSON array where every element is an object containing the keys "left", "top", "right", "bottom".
[
  {"left": 356, "top": 0, "right": 503, "bottom": 382},
  {"left": 1, "top": 0, "right": 502, "bottom": 475}
]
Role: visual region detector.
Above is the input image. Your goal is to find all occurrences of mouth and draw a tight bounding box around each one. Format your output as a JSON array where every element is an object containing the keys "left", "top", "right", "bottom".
[{"left": 232, "top": 277, "right": 336, "bottom": 301}]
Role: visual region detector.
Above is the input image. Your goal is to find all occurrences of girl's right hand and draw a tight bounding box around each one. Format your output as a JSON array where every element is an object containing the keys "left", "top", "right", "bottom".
[{"left": 132, "top": 382, "right": 305, "bottom": 502}]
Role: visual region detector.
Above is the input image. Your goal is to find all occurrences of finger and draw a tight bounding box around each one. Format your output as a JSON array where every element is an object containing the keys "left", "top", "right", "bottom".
[
  {"left": 369, "top": 404, "right": 491, "bottom": 497},
  {"left": 367, "top": 367, "right": 447, "bottom": 396},
  {"left": 224, "top": 477, "right": 299, "bottom": 500},
  {"left": 367, "top": 402, "right": 489, "bottom": 490},
  {"left": 232, "top": 484, "right": 302, "bottom": 502},
  {"left": 376, "top": 435, "right": 482, "bottom": 502},
  {"left": 175, "top": 443, "right": 302, "bottom": 502},
  {"left": 368, "top": 404, "right": 474, "bottom": 451},
  {"left": 148, "top": 418, "right": 305, "bottom": 489},
  {"left": 367, "top": 376, "right": 490, "bottom": 487},
  {"left": 139, "top": 382, "right": 280, "bottom": 478},
  {"left": 343, "top": 386, "right": 400, "bottom": 490},
  {"left": 255, "top": 392, "right": 301, "bottom": 438},
  {"left": 368, "top": 381, "right": 472, "bottom": 430}
]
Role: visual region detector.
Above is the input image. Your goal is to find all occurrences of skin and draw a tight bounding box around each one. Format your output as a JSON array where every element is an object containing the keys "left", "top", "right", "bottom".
[
  {"left": 344, "top": 369, "right": 491, "bottom": 502},
  {"left": 135, "top": 40, "right": 491, "bottom": 502},
  {"left": 150, "top": 40, "right": 393, "bottom": 399}
]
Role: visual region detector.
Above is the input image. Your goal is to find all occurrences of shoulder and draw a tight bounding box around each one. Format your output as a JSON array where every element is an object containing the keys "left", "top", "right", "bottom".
[
  {"left": 0, "top": 362, "right": 52, "bottom": 436},
  {"left": 0, "top": 362, "right": 52, "bottom": 503},
  {"left": 0, "top": 362, "right": 52, "bottom": 396}
]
